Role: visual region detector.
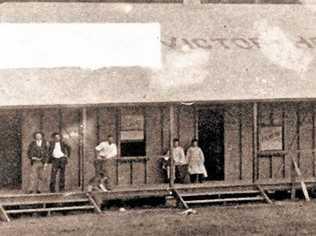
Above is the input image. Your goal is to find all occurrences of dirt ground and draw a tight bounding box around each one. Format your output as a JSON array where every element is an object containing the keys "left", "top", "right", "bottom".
[{"left": 1, "top": 200, "right": 316, "bottom": 236}]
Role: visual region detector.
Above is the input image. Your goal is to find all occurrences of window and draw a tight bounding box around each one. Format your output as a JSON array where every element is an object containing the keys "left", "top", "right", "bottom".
[
  {"left": 120, "top": 108, "right": 146, "bottom": 157},
  {"left": 259, "top": 126, "right": 283, "bottom": 151},
  {"left": 258, "top": 103, "right": 284, "bottom": 152}
]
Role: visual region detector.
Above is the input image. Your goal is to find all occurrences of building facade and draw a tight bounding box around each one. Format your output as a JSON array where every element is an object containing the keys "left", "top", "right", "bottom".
[{"left": 0, "top": 3, "right": 315, "bottom": 192}]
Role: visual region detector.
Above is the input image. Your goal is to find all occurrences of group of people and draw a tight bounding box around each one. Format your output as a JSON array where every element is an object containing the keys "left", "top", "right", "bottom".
[
  {"left": 28, "top": 131, "right": 117, "bottom": 194},
  {"left": 162, "top": 138, "right": 207, "bottom": 184},
  {"left": 28, "top": 131, "right": 206, "bottom": 194},
  {"left": 27, "top": 131, "right": 71, "bottom": 194}
]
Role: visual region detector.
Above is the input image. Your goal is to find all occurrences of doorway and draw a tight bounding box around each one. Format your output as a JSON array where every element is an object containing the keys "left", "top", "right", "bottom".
[
  {"left": 0, "top": 111, "right": 22, "bottom": 189},
  {"left": 198, "top": 107, "right": 224, "bottom": 181}
]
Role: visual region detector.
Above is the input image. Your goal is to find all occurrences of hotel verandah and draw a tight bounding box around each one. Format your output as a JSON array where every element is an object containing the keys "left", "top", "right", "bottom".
[{"left": 0, "top": 1, "right": 314, "bottom": 220}]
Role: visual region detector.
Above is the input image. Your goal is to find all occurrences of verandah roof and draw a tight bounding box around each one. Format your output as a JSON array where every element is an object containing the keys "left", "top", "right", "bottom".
[{"left": 0, "top": 3, "right": 315, "bottom": 106}]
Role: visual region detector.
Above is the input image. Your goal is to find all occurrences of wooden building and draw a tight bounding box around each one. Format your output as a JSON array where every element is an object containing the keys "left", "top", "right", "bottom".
[{"left": 0, "top": 3, "right": 315, "bottom": 197}]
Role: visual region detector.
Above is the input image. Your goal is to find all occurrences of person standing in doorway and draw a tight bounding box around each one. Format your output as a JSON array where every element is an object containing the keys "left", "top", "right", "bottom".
[
  {"left": 27, "top": 131, "right": 49, "bottom": 194},
  {"left": 95, "top": 135, "right": 118, "bottom": 191},
  {"left": 186, "top": 139, "right": 208, "bottom": 183},
  {"left": 49, "top": 132, "right": 71, "bottom": 193}
]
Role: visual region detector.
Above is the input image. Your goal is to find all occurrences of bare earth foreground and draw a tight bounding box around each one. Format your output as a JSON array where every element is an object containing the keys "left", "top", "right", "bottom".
[{"left": 1, "top": 201, "right": 316, "bottom": 236}]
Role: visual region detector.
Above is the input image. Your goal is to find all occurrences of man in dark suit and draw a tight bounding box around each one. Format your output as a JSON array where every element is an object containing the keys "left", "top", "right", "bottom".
[
  {"left": 48, "top": 132, "right": 71, "bottom": 193},
  {"left": 27, "top": 131, "right": 49, "bottom": 194}
]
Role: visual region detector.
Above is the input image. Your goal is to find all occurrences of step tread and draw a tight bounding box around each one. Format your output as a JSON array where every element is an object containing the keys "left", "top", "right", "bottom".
[
  {"left": 6, "top": 205, "right": 95, "bottom": 214},
  {"left": 185, "top": 196, "right": 265, "bottom": 204},
  {"left": 180, "top": 190, "right": 260, "bottom": 197},
  {"left": 1, "top": 198, "right": 90, "bottom": 206}
]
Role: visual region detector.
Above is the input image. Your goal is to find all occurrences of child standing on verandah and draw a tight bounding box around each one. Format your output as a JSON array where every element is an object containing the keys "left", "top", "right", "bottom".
[{"left": 186, "top": 139, "right": 208, "bottom": 183}]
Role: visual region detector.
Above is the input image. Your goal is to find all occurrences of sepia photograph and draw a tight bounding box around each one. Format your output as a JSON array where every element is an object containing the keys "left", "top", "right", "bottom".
[{"left": 0, "top": 0, "right": 315, "bottom": 235}]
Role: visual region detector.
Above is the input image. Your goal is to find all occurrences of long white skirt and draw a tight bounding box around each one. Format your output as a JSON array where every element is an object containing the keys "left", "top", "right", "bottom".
[{"left": 188, "top": 161, "right": 208, "bottom": 178}]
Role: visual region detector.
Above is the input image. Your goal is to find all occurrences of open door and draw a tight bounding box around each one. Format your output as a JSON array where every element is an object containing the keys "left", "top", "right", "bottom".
[{"left": 198, "top": 108, "right": 224, "bottom": 181}]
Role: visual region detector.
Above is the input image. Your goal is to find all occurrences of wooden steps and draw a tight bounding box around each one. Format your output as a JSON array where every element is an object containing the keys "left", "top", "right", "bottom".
[
  {"left": 185, "top": 196, "right": 265, "bottom": 204},
  {"left": 173, "top": 186, "right": 272, "bottom": 208},
  {"left": 6, "top": 205, "right": 95, "bottom": 214},
  {"left": 0, "top": 192, "right": 102, "bottom": 222},
  {"left": 1, "top": 198, "right": 90, "bottom": 206},
  {"left": 179, "top": 190, "right": 260, "bottom": 198}
]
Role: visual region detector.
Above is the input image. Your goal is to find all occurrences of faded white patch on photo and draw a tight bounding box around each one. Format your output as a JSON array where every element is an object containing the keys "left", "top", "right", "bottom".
[
  {"left": 112, "top": 4, "right": 134, "bottom": 14},
  {"left": 301, "top": 0, "right": 316, "bottom": 13},
  {"left": 0, "top": 23, "right": 161, "bottom": 69},
  {"left": 150, "top": 49, "right": 210, "bottom": 90},
  {"left": 254, "top": 20, "right": 313, "bottom": 74}
]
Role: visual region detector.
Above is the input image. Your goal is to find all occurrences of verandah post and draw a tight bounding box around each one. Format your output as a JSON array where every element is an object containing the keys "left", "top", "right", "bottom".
[
  {"left": 169, "top": 104, "right": 176, "bottom": 188},
  {"left": 253, "top": 102, "right": 258, "bottom": 183},
  {"left": 80, "top": 107, "right": 87, "bottom": 192}
]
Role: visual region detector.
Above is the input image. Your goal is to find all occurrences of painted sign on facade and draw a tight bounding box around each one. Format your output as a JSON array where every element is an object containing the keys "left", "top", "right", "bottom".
[
  {"left": 259, "top": 126, "right": 283, "bottom": 151},
  {"left": 161, "top": 36, "right": 316, "bottom": 50},
  {"left": 120, "top": 114, "right": 144, "bottom": 141}
]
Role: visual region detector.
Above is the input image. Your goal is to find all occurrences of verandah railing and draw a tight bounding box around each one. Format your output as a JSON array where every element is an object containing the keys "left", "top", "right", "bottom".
[{"left": 113, "top": 156, "right": 149, "bottom": 186}]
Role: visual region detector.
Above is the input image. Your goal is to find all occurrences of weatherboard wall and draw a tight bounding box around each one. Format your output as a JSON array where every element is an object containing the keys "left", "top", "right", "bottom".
[{"left": 18, "top": 102, "right": 316, "bottom": 192}]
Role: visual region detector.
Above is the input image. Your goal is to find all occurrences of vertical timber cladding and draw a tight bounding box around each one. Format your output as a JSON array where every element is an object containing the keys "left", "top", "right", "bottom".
[
  {"left": 257, "top": 103, "right": 286, "bottom": 179},
  {"left": 60, "top": 108, "right": 81, "bottom": 191},
  {"left": 258, "top": 103, "right": 285, "bottom": 180},
  {"left": 21, "top": 110, "right": 41, "bottom": 191},
  {"left": 22, "top": 108, "right": 82, "bottom": 192},
  {"left": 0, "top": 110, "right": 22, "bottom": 189},
  {"left": 298, "top": 102, "right": 315, "bottom": 179},
  {"left": 257, "top": 102, "right": 316, "bottom": 182},
  {"left": 178, "top": 105, "right": 195, "bottom": 151},
  {"left": 161, "top": 106, "right": 170, "bottom": 154},
  {"left": 241, "top": 104, "right": 254, "bottom": 182},
  {"left": 146, "top": 106, "right": 164, "bottom": 184},
  {"left": 162, "top": 105, "right": 195, "bottom": 153},
  {"left": 224, "top": 104, "right": 253, "bottom": 183},
  {"left": 83, "top": 108, "right": 98, "bottom": 189},
  {"left": 284, "top": 103, "right": 297, "bottom": 182}
]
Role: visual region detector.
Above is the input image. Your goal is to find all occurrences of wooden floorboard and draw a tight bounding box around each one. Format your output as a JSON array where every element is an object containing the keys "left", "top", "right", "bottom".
[{"left": 0, "top": 180, "right": 315, "bottom": 206}]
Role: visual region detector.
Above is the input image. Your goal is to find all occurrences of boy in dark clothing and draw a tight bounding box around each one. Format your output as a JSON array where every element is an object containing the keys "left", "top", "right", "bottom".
[{"left": 27, "top": 131, "right": 49, "bottom": 194}]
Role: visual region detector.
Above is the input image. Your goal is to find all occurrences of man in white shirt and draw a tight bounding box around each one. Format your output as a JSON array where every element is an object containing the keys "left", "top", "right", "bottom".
[
  {"left": 49, "top": 132, "right": 71, "bottom": 193},
  {"left": 94, "top": 135, "right": 117, "bottom": 190},
  {"left": 172, "top": 138, "right": 189, "bottom": 184},
  {"left": 95, "top": 135, "right": 118, "bottom": 160},
  {"left": 162, "top": 138, "right": 189, "bottom": 184}
]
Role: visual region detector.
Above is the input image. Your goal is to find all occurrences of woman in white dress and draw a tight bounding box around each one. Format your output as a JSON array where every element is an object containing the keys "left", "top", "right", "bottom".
[{"left": 186, "top": 139, "right": 208, "bottom": 183}]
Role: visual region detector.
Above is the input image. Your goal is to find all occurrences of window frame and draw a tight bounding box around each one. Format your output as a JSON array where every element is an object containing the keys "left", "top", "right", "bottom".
[
  {"left": 119, "top": 107, "right": 146, "bottom": 157},
  {"left": 258, "top": 103, "right": 285, "bottom": 155}
]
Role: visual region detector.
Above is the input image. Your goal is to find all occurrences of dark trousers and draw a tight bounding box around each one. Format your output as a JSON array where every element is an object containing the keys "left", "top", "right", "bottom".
[
  {"left": 94, "top": 159, "right": 113, "bottom": 190},
  {"left": 50, "top": 157, "right": 67, "bottom": 192},
  {"left": 190, "top": 174, "right": 204, "bottom": 184},
  {"left": 175, "top": 165, "right": 190, "bottom": 184}
]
